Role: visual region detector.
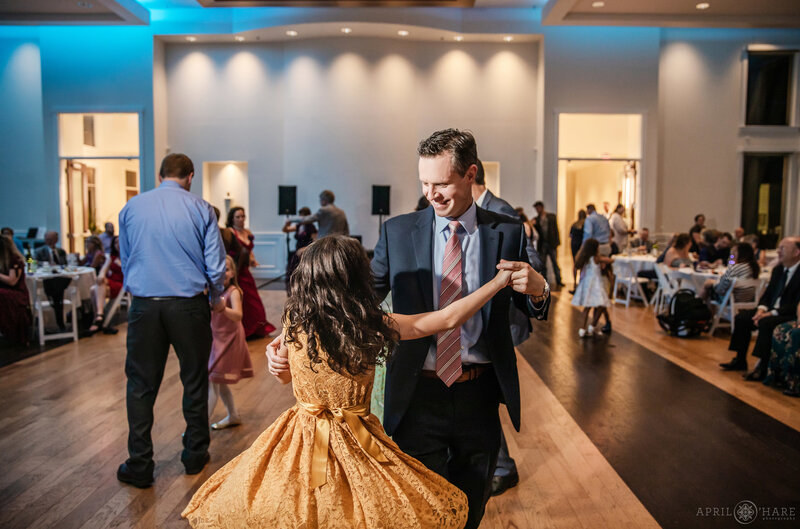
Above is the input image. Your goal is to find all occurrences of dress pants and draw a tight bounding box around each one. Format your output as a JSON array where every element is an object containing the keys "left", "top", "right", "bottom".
[
  {"left": 541, "top": 243, "right": 562, "bottom": 285},
  {"left": 124, "top": 295, "right": 212, "bottom": 476},
  {"left": 728, "top": 308, "right": 794, "bottom": 365},
  {"left": 494, "top": 427, "right": 517, "bottom": 477},
  {"left": 393, "top": 368, "right": 502, "bottom": 529}
]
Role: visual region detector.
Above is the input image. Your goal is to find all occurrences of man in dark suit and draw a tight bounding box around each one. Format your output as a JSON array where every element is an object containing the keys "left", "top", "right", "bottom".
[
  {"left": 533, "top": 201, "right": 564, "bottom": 287},
  {"left": 721, "top": 237, "right": 800, "bottom": 378},
  {"left": 371, "top": 129, "right": 550, "bottom": 529},
  {"left": 34, "top": 231, "right": 67, "bottom": 264},
  {"left": 471, "top": 158, "right": 540, "bottom": 496}
]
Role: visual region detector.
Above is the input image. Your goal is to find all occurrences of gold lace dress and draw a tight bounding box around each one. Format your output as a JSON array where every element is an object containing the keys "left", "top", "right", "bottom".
[{"left": 182, "top": 332, "right": 468, "bottom": 529}]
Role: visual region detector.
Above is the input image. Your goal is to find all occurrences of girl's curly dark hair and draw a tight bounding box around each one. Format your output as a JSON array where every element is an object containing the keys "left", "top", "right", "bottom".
[{"left": 283, "top": 235, "right": 399, "bottom": 376}]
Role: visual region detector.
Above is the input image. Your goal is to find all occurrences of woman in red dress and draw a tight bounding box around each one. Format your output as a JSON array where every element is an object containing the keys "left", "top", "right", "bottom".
[
  {"left": 0, "top": 235, "right": 32, "bottom": 345},
  {"left": 89, "top": 236, "right": 123, "bottom": 334},
  {"left": 226, "top": 207, "right": 276, "bottom": 339}
]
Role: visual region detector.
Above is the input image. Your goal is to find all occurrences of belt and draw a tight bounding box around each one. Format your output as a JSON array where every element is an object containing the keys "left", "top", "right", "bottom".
[
  {"left": 297, "top": 401, "right": 388, "bottom": 490},
  {"left": 133, "top": 294, "right": 205, "bottom": 301},
  {"left": 420, "top": 364, "right": 489, "bottom": 383}
]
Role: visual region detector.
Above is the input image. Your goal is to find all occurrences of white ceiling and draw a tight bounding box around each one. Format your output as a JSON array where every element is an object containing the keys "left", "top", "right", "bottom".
[{"left": 543, "top": 0, "right": 800, "bottom": 28}]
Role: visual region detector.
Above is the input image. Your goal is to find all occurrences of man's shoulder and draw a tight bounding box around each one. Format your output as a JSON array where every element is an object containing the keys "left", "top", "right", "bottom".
[
  {"left": 478, "top": 206, "right": 522, "bottom": 227},
  {"left": 385, "top": 209, "right": 427, "bottom": 229}
]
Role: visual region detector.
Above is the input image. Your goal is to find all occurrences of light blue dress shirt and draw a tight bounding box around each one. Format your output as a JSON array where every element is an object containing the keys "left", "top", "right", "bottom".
[
  {"left": 119, "top": 180, "right": 226, "bottom": 303},
  {"left": 582, "top": 212, "right": 611, "bottom": 244},
  {"left": 423, "top": 201, "right": 490, "bottom": 370}
]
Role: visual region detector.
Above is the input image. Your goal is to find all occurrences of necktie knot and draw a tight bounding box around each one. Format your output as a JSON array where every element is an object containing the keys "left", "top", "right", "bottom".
[{"left": 448, "top": 220, "right": 461, "bottom": 236}]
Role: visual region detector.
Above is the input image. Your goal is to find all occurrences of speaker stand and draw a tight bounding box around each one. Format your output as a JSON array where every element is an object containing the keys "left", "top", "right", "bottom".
[{"left": 378, "top": 213, "right": 384, "bottom": 236}]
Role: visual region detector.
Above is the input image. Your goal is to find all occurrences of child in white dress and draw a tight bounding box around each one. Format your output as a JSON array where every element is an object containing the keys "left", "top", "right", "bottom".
[{"left": 572, "top": 238, "right": 612, "bottom": 337}]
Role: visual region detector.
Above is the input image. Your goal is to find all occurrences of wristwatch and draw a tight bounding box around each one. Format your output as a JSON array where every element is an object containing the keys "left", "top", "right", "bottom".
[{"left": 531, "top": 279, "right": 550, "bottom": 306}]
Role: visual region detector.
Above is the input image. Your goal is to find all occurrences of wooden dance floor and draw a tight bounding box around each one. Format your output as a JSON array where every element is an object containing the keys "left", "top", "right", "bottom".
[{"left": 1, "top": 289, "right": 799, "bottom": 528}]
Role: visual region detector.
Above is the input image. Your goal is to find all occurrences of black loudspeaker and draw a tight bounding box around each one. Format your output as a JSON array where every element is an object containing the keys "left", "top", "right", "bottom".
[
  {"left": 372, "top": 185, "right": 390, "bottom": 215},
  {"left": 278, "top": 186, "right": 297, "bottom": 215}
]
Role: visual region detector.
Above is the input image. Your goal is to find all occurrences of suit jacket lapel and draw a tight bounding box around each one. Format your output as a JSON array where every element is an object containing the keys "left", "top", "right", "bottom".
[
  {"left": 477, "top": 208, "right": 500, "bottom": 330},
  {"left": 411, "top": 208, "right": 434, "bottom": 312}
]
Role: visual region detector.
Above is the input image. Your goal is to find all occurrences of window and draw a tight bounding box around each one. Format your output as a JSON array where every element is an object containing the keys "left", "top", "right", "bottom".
[
  {"left": 745, "top": 51, "right": 795, "bottom": 126},
  {"left": 741, "top": 154, "right": 787, "bottom": 249}
]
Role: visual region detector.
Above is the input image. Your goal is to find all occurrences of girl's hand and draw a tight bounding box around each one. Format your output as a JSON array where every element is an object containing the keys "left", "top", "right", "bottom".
[{"left": 493, "top": 267, "right": 512, "bottom": 289}]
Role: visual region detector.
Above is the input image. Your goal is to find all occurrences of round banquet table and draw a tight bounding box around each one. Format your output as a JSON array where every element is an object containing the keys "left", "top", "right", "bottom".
[
  {"left": 26, "top": 266, "right": 97, "bottom": 302},
  {"left": 612, "top": 254, "right": 657, "bottom": 275}
]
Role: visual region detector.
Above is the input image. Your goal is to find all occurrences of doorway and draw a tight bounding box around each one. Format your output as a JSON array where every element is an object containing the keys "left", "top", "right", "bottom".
[
  {"left": 202, "top": 162, "right": 250, "bottom": 225},
  {"left": 58, "top": 113, "right": 140, "bottom": 254},
  {"left": 556, "top": 113, "right": 643, "bottom": 261}
]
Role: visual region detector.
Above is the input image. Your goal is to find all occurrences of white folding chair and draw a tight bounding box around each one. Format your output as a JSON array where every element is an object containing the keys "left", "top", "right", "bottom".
[
  {"left": 102, "top": 287, "right": 131, "bottom": 329},
  {"left": 708, "top": 277, "right": 766, "bottom": 335},
  {"left": 652, "top": 264, "right": 679, "bottom": 314},
  {"left": 612, "top": 261, "right": 650, "bottom": 307},
  {"left": 30, "top": 275, "right": 80, "bottom": 346}
]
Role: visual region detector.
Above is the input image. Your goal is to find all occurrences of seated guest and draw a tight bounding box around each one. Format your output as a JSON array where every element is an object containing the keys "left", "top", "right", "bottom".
[
  {"left": 34, "top": 231, "right": 67, "bottom": 265},
  {"left": 699, "top": 231, "right": 732, "bottom": 268},
  {"left": 741, "top": 234, "right": 768, "bottom": 268},
  {"left": 82, "top": 236, "right": 106, "bottom": 273},
  {"left": 99, "top": 222, "right": 115, "bottom": 254},
  {"left": 630, "top": 227, "right": 654, "bottom": 253},
  {"left": 721, "top": 237, "right": 800, "bottom": 375},
  {"left": 663, "top": 233, "right": 694, "bottom": 268},
  {"left": 701, "top": 243, "right": 759, "bottom": 303},
  {"left": 689, "top": 225, "right": 704, "bottom": 254},
  {"left": 1, "top": 227, "right": 25, "bottom": 254},
  {"left": 691, "top": 213, "right": 706, "bottom": 233},
  {"left": 0, "top": 235, "right": 32, "bottom": 345},
  {"left": 765, "top": 303, "right": 800, "bottom": 397},
  {"left": 89, "top": 236, "right": 123, "bottom": 334},
  {"left": 733, "top": 227, "right": 745, "bottom": 243}
]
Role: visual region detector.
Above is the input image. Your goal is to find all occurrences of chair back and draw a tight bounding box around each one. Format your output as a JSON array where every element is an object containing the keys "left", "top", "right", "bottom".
[{"left": 655, "top": 264, "right": 678, "bottom": 294}]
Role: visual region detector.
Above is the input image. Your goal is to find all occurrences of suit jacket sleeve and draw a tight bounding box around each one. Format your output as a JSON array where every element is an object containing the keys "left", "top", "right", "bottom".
[
  {"left": 372, "top": 221, "right": 390, "bottom": 300},
  {"left": 512, "top": 223, "right": 550, "bottom": 321}
]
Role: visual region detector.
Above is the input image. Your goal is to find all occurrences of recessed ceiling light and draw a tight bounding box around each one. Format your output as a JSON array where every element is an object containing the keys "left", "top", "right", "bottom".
[
  {"left": 503, "top": 36, "right": 514, "bottom": 42},
  {"left": 286, "top": 30, "right": 298, "bottom": 37},
  {"left": 696, "top": 2, "right": 710, "bottom": 9},
  {"left": 591, "top": 1, "right": 605, "bottom": 7},
  {"left": 454, "top": 35, "right": 464, "bottom": 42},
  {"left": 398, "top": 30, "right": 409, "bottom": 37},
  {"left": 186, "top": 36, "right": 197, "bottom": 42},
  {"left": 341, "top": 27, "right": 352, "bottom": 34},
  {"left": 235, "top": 36, "right": 245, "bottom": 42}
]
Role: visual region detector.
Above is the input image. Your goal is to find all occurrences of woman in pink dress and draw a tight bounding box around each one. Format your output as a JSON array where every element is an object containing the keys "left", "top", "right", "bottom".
[
  {"left": 208, "top": 255, "right": 254, "bottom": 430},
  {"left": 226, "top": 207, "right": 276, "bottom": 339}
]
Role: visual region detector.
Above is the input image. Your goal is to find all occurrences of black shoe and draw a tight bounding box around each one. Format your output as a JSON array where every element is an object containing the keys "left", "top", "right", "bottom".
[
  {"left": 490, "top": 471, "right": 519, "bottom": 497},
  {"left": 719, "top": 360, "right": 747, "bottom": 371},
  {"left": 117, "top": 463, "right": 153, "bottom": 489},
  {"left": 601, "top": 322, "right": 612, "bottom": 334},
  {"left": 183, "top": 452, "right": 210, "bottom": 475},
  {"left": 783, "top": 388, "right": 800, "bottom": 398},
  {"left": 744, "top": 370, "right": 766, "bottom": 382},
  {"left": 568, "top": 289, "right": 576, "bottom": 295},
  {"left": 102, "top": 326, "right": 119, "bottom": 335}
]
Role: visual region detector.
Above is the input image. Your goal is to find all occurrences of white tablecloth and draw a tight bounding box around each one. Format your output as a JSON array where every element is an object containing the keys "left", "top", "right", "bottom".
[
  {"left": 26, "top": 266, "right": 97, "bottom": 303},
  {"left": 612, "top": 254, "right": 657, "bottom": 275},
  {"left": 672, "top": 267, "right": 771, "bottom": 294}
]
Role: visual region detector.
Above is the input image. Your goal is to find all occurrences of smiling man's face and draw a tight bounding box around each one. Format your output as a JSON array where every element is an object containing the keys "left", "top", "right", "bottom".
[{"left": 419, "top": 153, "right": 475, "bottom": 219}]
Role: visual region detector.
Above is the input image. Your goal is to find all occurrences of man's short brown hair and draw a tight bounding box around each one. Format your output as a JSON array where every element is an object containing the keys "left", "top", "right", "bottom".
[
  {"left": 159, "top": 153, "right": 194, "bottom": 180},
  {"left": 417, "top": 128, "right": 478, "bottom": 177}
]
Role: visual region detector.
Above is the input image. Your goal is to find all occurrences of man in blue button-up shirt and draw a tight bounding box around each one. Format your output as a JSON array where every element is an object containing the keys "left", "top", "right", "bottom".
[
  {"left": 582, "top": 203, "right": 613, "bottom": 256},
  {"left": 116, "top": 153, "right": 226, "bottom": 489}
]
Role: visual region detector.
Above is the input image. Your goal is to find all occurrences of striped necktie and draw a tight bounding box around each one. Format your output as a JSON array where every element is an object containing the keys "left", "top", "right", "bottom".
[{"left": 436, "top": 220, "right": 463, "bottom": 386}]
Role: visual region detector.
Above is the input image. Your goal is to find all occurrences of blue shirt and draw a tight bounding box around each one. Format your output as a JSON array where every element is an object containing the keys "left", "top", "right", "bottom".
[
  {"left": 99, "top": 232, "right": 114, "bottom": 254},
  {"left": 119, "top": 180, "right": 226, "bottom": 303},
  {"left": 424, "top": 202, "right": 489, "bottom": 370},
  {"left": 582, "top": 212, "right": 611, "bottom": 244}
]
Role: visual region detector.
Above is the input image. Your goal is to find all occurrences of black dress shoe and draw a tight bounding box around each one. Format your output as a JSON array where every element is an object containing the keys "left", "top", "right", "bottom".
[
  {"left": 601, "top": 322, "right": 612, "bottom": 334},
  {"left": 117, "top": 463, "right": 153, "bottom": 489},
  {"left": 183, "top": 452, "right": 210, "bottom": 475},
  {"left": 491, "top": 471, "right": 519, "bottom": 497},
  {"left": 744, "top": 370, "right": 766, "bottom": 382},
  {"left": 719, "top": 360, "right": 747, "bottom": 371},
  {"left": 783, "top": 388, "right": 800, "bottom": 398}
]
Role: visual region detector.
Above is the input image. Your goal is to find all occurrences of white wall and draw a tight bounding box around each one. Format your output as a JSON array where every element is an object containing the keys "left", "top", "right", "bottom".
[
  {"left": 658, "top": 28, "right": 800, "bottom": 236},
  {"left": 165, "top": 38, "right": 540, "bottom": 249}
]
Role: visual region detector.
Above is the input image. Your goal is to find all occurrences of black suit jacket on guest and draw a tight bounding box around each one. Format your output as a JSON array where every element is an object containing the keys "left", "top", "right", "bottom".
[
  {"left": 371, "top": 206, "right": 550, "bottom": 436},
  {"left": 481, "top": 190, "right": 517, "bottom": 219},
  {"left": 34, "top": 246, "right": 67, "bottom": 264},
  {"left": 535, "top": 212, "right": 560, "bottom": 248},
  {"left": 758, "top": 264, "right": 800, "bottom": 318}
]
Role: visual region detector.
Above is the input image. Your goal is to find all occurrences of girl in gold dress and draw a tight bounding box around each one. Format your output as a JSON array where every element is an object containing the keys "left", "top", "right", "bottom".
[{"left": 183, "top": 235, "right": 511, "bottom": 529}]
